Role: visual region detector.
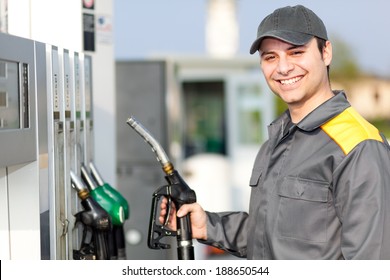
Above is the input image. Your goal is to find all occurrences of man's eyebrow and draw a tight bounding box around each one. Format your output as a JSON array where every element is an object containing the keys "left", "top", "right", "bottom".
[
  {"left": 260, "top": 44, "right": 306, "bottom": 56},
  {"left": 259, "top": 50, "right": 273, "bottom": 57},
  {"left": 288, "top": 44, "right": 306, "bottom": 50}
]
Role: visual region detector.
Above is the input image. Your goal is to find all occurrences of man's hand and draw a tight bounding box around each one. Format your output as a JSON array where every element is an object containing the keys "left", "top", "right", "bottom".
[{"left": 159, "top": 197, "right": 207, "bottom": 240}]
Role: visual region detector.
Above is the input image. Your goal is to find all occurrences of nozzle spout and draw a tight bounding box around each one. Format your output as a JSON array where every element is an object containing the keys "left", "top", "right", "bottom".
[
  {"left": 70, "top": 170, "right": 86, "bottom": 192},
  {"left": 89, "top": 162, "right": 105, "bottom": 186},
  {"left": 126, "top": 116, "right": 171, "bottom": 168},
  {"left": 81, "top": 165, "right": 98, "bottom": 191},
  {"left": 70, "top": 170, "right": 89, "bottom": 200}
]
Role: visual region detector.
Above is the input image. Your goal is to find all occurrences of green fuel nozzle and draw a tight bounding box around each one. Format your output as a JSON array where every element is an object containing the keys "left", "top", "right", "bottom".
[
  {"left": 89, "top": 162, "right": 129, "bottom": 260},
  {"left": 81, "top": 164, "right": 125, "bottom": 226},
  {"left": 89, "top": 162, "right": 129, "bottom": 220}
]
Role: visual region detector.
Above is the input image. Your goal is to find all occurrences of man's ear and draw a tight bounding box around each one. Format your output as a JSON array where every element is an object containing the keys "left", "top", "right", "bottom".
[{"left": 323, "top": 40, "right": 332, "bottom": 66}]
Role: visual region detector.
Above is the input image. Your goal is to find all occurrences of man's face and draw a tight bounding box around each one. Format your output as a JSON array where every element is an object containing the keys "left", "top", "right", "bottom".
[{"left": 259, "top": 37, "right": 332, "bottom": 112}]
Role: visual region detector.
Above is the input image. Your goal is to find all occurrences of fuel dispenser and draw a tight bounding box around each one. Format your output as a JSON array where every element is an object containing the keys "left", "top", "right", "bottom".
[
  {"left": 45, "top": 45, "right": 69, "bottom": 259},
  {"left": 0, "top": 32, "right": 40, "bottom": 260},
  {"left": 43, "top": 46, "right": 99, "bottom": 259},
  {"left": 69, "top": 51, "right": 84, "bottom": 256},
  {"left": 0, "top": 32, "right": 94, "bottom": 259},
  {"left": 0, "top": 32, "right": 129, "bottom": 260},
  {"left": 63, "top": 49, "right": 80, "bottom": 259},
  {"left": 82, "top": 55, "right": 94, "bottom": 166}
]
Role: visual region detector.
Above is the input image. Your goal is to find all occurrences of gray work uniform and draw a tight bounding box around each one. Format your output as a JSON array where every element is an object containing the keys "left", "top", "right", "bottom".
[{"left": 200, "top": 91, "right": 390, "bottom": 259}]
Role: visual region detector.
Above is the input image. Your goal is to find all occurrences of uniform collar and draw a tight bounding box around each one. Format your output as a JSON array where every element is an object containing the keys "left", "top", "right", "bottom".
[
  {"left": 295, "top": 90, "right": 351, "bottom": 132},
  {"left": 268, "top": 91, "right": 351, "bottom": 145}
]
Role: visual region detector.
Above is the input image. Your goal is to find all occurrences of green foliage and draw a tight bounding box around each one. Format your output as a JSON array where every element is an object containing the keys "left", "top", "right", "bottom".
[
  {"left": 275, "top": 96, "right": 288, "bottom": 116},
  {"left": 328, "top": 35, "right": 390, "bottom": 139},
  {"left": 371, "top": 119, "right": 390, "bottom": 139},
  {"left": 329, "top": 35, "right": 362, "bottom": 81}
]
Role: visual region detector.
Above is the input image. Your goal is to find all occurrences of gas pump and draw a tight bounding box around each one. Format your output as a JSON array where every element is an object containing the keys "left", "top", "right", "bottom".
[
  {"left": 62, "top": 49, "right": 79, "bottom": 259},
  {"left": 82, "top": 55, "right": 94, "bottom": 166},
  {"left": 0, "top": 32, "right": 104, "bottom": 260},
  {"left": 77, "top": 54, "right": 129, "bottom": 259},
  {"left": 45, "top": 45, "right": 68, "bottom": 259},
  {"left": 0, "top": 32, "right": 40, "bottom": 260},
  {"left": 69, "top": 51, "right": 84, "bottom": 256},
  {"left": 43, "top": 46, "right": 91, "bottom": 260}
]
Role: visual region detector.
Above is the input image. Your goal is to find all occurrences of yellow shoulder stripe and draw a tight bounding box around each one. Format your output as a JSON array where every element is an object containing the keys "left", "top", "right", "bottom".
[{"left": 321, "top": 107, "right": 383, "bottom": 155}]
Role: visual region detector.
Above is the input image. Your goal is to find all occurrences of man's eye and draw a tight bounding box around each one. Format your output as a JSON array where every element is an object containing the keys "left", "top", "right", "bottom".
[
  {"left": 291, "top": 51, "right": 304, "bottom": 56},
  {"left": 263, "top": 55, "right": 275, "bottom": 61}
]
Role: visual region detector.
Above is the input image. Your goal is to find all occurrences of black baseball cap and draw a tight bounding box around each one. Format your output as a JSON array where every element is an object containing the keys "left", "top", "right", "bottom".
[{"left": 249, "top": 5, "right": 328, "bottom": 54}]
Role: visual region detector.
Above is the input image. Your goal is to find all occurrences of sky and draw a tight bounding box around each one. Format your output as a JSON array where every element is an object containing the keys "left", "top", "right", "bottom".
[{"left": 114, "top": 0, "right": 390, "bottom": 77}]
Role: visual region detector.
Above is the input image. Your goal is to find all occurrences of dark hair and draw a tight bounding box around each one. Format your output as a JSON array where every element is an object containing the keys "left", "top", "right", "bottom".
[{"left": 316, "top": 37, "right": 330, "bottom": 78}]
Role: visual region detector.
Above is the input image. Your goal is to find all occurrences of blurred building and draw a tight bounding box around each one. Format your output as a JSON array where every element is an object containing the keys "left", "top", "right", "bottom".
[
  {"left": 340, "top": 77, "right": 390, "bottom": 120},
  {"left": 206, "top": 0, "right": 239, "bottom": 58}
]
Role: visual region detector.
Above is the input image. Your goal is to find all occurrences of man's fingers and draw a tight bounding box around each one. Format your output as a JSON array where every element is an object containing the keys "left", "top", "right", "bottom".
[
  {"left": 160, "top": 197, "right": 168, "bottom": 210},
  {"left": 177, "top": 203, "right": 194, "bottom": 217}
]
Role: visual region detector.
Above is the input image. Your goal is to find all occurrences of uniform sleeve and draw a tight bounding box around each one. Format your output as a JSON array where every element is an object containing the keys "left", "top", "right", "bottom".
[
  {"left": 333, "top": 140, "right": 390, "bottom": 259},
  {"left": 197, "top": 211, "right": 249, "bottom": 258}
]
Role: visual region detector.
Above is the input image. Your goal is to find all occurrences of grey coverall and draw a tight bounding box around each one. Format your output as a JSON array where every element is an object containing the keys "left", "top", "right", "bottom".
[{"left": 200, "top": 91, "right": 390, "bottom": 259}]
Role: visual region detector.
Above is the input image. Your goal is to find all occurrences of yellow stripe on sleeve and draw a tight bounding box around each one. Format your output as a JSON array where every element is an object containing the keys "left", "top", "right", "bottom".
[{"left": 321, "top": 107, "right": 383, "bottom": 155}]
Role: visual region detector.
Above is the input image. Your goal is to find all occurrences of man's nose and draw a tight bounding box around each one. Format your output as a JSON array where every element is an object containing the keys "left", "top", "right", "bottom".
[{"left": 277, "top": 56, "right": 294, "bottom": 75}]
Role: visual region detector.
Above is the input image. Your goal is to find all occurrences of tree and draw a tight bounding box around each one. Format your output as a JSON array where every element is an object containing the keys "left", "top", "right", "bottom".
[{"left": 329, "top": 34, "right": 362, "bottom": 81}]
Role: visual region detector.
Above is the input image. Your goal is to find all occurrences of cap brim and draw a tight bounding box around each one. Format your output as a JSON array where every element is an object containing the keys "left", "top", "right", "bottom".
[{"left": 249, "top": 31, "right": 313, "bottom": 54}]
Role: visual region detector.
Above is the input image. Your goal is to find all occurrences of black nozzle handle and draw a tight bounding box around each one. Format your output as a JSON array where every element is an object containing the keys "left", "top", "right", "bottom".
[
  {"left": 114, "top": 225, "right": 127, "bottom": 260},
  {"left": 107, "top": 231, "right": 118, "bottom": 260},
  {"left": 94, "top": 231, "right": 110, "bottom": 260},
  {"left": 176, "top": 215, "right": 195, "bottom": 260},
  {"left": 165, "top": 171, "right": 196, "bottom": 260},
  {"left": 126, "top": 115, "right": 196, "bottom": 260},
  {"left": 148, "top": 187, "right": 176, "bottom": 250}
]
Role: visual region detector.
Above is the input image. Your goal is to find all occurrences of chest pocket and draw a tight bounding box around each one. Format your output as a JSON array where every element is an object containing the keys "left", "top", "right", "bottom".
[
  {"left": 276, "top": 177, "right": 330, "bottom": 243},
  {"left": 249, "top": 169, "right": 262, "bottom": 187}
]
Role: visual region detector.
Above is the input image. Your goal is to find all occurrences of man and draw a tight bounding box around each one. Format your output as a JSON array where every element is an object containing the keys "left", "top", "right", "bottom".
[{"left": 161, "top": 5, "right": 390, "bottom": 259}]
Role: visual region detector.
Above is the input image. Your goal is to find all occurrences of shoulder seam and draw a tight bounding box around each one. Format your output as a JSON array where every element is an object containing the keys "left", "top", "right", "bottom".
[{"left": 320, "top": 107, "right": 383, "bottom": 155}]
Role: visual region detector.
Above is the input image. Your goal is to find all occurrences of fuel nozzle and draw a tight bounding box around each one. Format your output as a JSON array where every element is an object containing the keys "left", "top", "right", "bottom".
[
  {"left": 70, "top": 170, "right": 111, "bottom": 260},
  {"left": 126, "top": 115, "right": 197, "bottom": 260},
  {"left": 71, "top": 170, "right": 90, "bottom": 200},
  {"left": 81, "top": 165, "right": 125, "bottom": 226},
  {"left": 71, "top": 171, "right": 111, "bottom": 231},
  {"left": 89, "top": 162, "right": 129, "bottom": 260},
  {"left": 89, "top": 162, "right": 129, "bottom": 220}
]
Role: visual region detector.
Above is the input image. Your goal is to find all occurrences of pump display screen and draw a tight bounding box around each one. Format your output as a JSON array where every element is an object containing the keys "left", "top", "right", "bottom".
[
  {"left": 0, "top": 33, "right": 35, "bottom": 169},
  {"left": 0, "top": 60, "right": 28, "bottom": 130}
]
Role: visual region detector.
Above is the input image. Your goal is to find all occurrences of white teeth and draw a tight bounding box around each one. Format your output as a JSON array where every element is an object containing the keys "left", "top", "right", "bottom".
[{"left": 280, "top": 77, "right": 301, "bottom": 85}]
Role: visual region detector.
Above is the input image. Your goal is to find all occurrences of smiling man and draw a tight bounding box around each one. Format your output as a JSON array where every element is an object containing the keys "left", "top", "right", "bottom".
[
  {"left": 258, "top": 37, "right": 333, "bottom": 123},
  {"left": 161, "top": 5, "right": 390, "bottom": 259}
]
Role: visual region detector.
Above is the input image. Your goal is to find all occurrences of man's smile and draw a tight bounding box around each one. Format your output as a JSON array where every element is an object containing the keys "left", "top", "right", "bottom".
[{"left": 278, "top": 76, "right": 303, "bottom": 85}]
